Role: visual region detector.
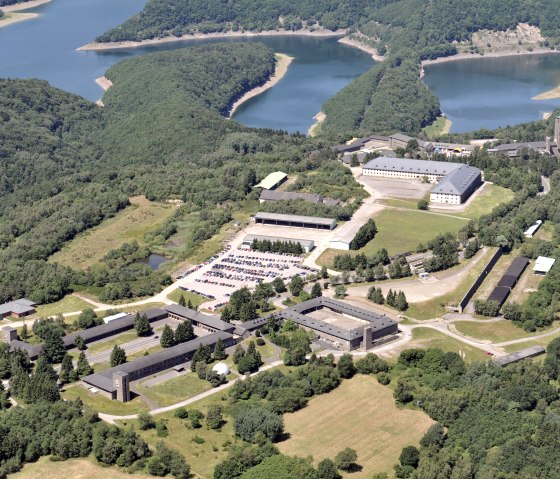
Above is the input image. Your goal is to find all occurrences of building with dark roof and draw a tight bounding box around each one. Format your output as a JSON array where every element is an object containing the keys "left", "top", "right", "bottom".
[
  {"left": 487, "top": 286, "right": 511, "bottom": 307},
  {"left": 165, "top": 304, "right": 237, "bottom": 334},
  {"left": 0, "top": 298, "right": 36, "bottom": 319},
  {"left": 254, "top": 212, "right": 337, "bottom": 230},
  {"left": 82, "top": 332, "right": 237, "bottom": 401},
  {"left": 362, "top": 157, "right": 482, "bottom": 204},
  {"left": 493, "top": 346, "right": 545, "bottom": 367},
  {"left": 276, "top": 297, "right": 398, "bottom": 351}
]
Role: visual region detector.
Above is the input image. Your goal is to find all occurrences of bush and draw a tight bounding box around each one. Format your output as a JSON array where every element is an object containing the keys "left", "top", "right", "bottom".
[
  {"left": 256, "top": 338, "right": 266, "bottom": 346},
  {"left": 377, "top": 372, "right": 391, "bottom": 385},
  {"left": 234, "top": 406, "right": 284, "bottom": 442},
  {"left": 138, "top": 413, "right": 156, "bottom": 430}
]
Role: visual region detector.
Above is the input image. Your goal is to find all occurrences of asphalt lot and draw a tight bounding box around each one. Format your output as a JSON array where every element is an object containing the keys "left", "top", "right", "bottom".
[{"left": 360, "top": 176, "right": 433, "bottom": 199}]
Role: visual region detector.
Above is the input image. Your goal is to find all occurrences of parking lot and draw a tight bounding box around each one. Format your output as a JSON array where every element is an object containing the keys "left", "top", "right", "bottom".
[
  {"left": 359, "top": 176, "right": 433, "bottom": 200},
  {"left": 180, "top": 248, "right": 314, "bottom": 310}
]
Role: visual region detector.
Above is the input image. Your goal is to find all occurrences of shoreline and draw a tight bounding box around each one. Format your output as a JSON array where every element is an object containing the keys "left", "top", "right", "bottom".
[
  {"left": 95, "top": 76, "right": 113, "bottom": 92},
  {"left": 228, "top": 53, "right": 293, "bottom": 118},
  {"left": 533, "top": 86, "right": 560, "bottom": 101},
  {"left": 78, "top": 28, "right": 347, "bottom": 52},
  {"left": 308, "top": 111, "right": 326, "bottom": 136},
  {"left": 338, "top": 36, "right": 385, "bottom": 62},
  {"left": 0, "top": 11, "right": 37, "bottom": 28},
  {"left": 0, "top": 0, "right": 51, "bottom": 12},
  {"left": 421, "top": 47, "right": 560, "bottom": 69}
]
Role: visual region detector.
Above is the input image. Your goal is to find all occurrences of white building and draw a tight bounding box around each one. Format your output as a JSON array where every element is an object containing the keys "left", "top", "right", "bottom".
[
  {"left": 362, "top": 157, "right": 482, "bottom": 204},
  {"left": 524, "top": 220, "right": 543, "bottom": 238},
  {"left": 533, "top": 256, "right": 556, "bottom": 275}
]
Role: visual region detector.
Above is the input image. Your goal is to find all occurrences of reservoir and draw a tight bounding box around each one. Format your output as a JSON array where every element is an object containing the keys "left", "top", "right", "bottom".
[
  {"left": 2, "top": 0, "right": 560, "bottom": 133},
  {"left": 135, "top": 253, "right": 169, "bottom": 270},
  {"left": 0, "top": 0, "right": 373, "bottom": 134},
  {"left": 423, "top": 54, "right": 560, "bottom": 133}
]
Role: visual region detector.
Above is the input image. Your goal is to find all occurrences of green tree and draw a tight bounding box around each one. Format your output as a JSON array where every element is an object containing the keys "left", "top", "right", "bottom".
[
  {"left": 213, "top": 337, "right": 227, "bottom": 360},
  {"left": 233, "top": 344, "right": 246, "bottom": 364},
  {"left": 175, "top": 320, "right": 194, "bottom": 343},
  {"left": 20, "top": 324, "right": 29, "bottom": 341},
  {"left": 337, "top": 354, "right": 356, "bottom": 379},
  {"left": 334, "top": 284, "right": 347, "bottom": 298},
  {"left": 178, "top": 293, "right": 186, "bottom": 306},
  {"left": 74, "top": 335, "right": 86, "bottom": 351},
  {"left": 311, "top": 282, "right": 323, "bottom": 298},
  {"left": 418, "top": 199, "right": 429, "bottom": 210},
  {"left": 272, "top": 277, "right": 287, "bottom": 293},
  {"left": 289, "top": 275, "right": 304, "bottom": 297},
  {"left": 317, "top": 458, "right": 341, "bottom": 479},
  {"left": 139, "top": 412, "right": 156, "bottom": 430},
  {"left": 59, "top": 353, "right": 76, "bottom": 384},
  {"left": 42, "top": 327, "right": 66, "bottom": 364},
  {"left": 76, "top": 351, "right": 93, "bottom": 377},
  {"left": 399, "top": 446, "right": 420, "bottom": 468},
  {"left": 109, "top": 345, "right": 127, "bottom": 367},
  {"left": 160, "top": 324, "right": 176, "bottom": 348},
  {"left": 335, "top": 448, "right": 358, "bottom": 472},
  {"left": 395, "top": 291, "right": 408, "bottom": 311},
  {"left": 76, "top": 309, "right": 99, "bottom": 330},
  {"left": 134, "top": 313, "right": 152, "bottom": 337},
  {"left": 206, "top": 404, "right": 223, "bottom": 429}
]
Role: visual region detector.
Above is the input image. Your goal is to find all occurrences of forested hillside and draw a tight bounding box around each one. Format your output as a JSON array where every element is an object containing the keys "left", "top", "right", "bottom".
[
  {"left": 0, "top": 0, "right": 32, "bottom": 6},
  {"left": 95, "top": 0, "right": 560, "bottom": 137},
  {"left": 0, "top": 43, "right": 361, "bottom": 304}
]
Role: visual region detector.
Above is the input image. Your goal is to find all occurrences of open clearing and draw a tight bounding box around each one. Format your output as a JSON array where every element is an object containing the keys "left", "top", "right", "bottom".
[
  {"left": 279, "top": 375, "right": 434, "bottom": 477},
  {"left": 452, "top": 320, "right": 555, "bottom": 343},
  {"left": 36, "top": 295, "right": 91, "bottom": 317},
  {"left": 166, "top": 289, "right": 208, "bottom": 308},
  {"left": 62, "top": 384, "right": 150, "bottom": 415},
  {"left": 454, "top": 184, "right": 514, "bottom": 219},
  {"left": 10, "top": 457, "right": 152, "bottom": 479},
  {"left": 50, "top": 196, "right": 176, "bottom": 269},
  {"left": 137, "top": 372, "right": 213, "bottom": 407}
]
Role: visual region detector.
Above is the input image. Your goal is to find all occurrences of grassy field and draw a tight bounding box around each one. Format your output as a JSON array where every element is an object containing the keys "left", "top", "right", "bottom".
[
  {"left": 452, "top": 320, "right": 554, "bottom": 343},
  {"left": 50, "top": 196, "right": 176, "bottom": 270},
  {"left": 137, "top": 372, "right": 213, "bottom": 407},
  {"left": 503, "top": 329, "right": 560, "bottom": 353},
  {"left": 421, "top": 116, "right": 451, "bottom": 138},
  {"left": 36, "top": 295, "right": 92, "bottom": 317},
  {"left": 166, "top": 289, "right": 208, "bottom": 308},
  {"left": 279, "top": 375, "right": 434, "bottom": 477},
  {"left": 455, "top": 184, "right": 514, "bottom": 219},
  {"left": 318, "top": 209, "right": 467, "bottom": 267},
  {"left": 404, "top": 247, "right": 498, "bottom": 320},
  {"left": 405, "top": 327, "right": 489, "bottom": 362},
  {"left": 10, "top": 457, "right": 153, "bottom": 479},
  {"left": 86, "top": 331, "right": 139, "bottom": 355},
  {"left": 62, "top": 384, "right": 150, "bottom": 415},
  {"left": 128, "top": 344, "right": 163, "bottom": 362}
]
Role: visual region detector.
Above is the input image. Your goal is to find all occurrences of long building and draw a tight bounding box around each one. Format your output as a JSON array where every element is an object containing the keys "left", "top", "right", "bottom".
[
  {"left": 259, "top": 190, "right": 340, "bottom": 207},
  {"left": 254, "top": 212, "right": 337, "bottom": 230},
  {"left": 242, "top": 234, "right": 315, "bottom": 253},
  {"left": 277, "top": 297, "right": 398, "bottom": 351},
  {"left": 493, "top": 346, "right": 545, "bottom": 367},
  {"left": 82, "top": 332, "right": 237, "bottom": 401},
  {"left": 362, "top": 157, "right": 482, "bottom": 204}
]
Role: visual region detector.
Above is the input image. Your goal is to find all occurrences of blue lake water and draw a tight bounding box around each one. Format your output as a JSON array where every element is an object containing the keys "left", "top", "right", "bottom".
[{"left": 2, "top": 0, "right": 560, "bottom": 133}]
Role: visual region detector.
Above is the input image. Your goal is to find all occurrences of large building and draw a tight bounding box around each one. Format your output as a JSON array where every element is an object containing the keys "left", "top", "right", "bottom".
[
  {"left": 329, "top": 219, "right": 367, "bottom": 251},
  {"left": 276, "top": 297, "right": 398, "bottom": 351},
  {"left": 259, "top": 190, "right": 340, "bottom": 207},
  {"left": 242, "top": 234, "right": 315, "bottom": 253},
  {"left": 254, "top": 212, "right": 337, "bottom": 230},
  {"left": 255, "top": 171, "right": 288, "bottom": 190},
  {"left": 82, "top": 332, "right": 237, "bottom": 402},
  {"left": 362, "top": 157, "right": 482, "bottom": 204},
  {"left": 0, "top": 298, "right": 36, "bottom": 319}
]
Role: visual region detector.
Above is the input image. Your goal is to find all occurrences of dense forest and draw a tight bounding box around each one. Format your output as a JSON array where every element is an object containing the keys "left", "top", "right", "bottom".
[
  {"left": 0, "top": 43, "right": 362, "bottom": 304},
  {"left": 0, "top": 0, "right": 32, "bottom": 6}
]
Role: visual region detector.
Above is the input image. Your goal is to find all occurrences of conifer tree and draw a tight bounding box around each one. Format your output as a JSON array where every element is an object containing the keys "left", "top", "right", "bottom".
[
  {"left": 59, "top": 354, "right": 76, "bottom": 384},
  {"left": 134, "top": 313, "right": 152, "bottom": 337},
  {"left": 76, "top": 351, "right": 93, "bottom": 377},
  {"left": 160, "top": 325, "right": 176, "bottom": 348},
  {"left": 175, "top": 320, "right": 194, "bottom": 343},
  {"left": 178, "top": 294, "right": 186, "bottom": 307},
  {"left": 213, "top": 338, "right": 227, "bottom": 360},
  {"left": 110, "top": 345, "right": 127, "bottom": 367}
]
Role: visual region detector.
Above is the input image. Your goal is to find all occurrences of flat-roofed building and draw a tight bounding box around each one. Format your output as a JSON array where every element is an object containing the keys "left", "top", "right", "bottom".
[
  {"left": 362, "top": 157, "right": 482, "bottom": 204},
  {"left": 242, "top": 234, "right": 315, "bottom": 253},
  {"left": 82, "top": 332, "right": 237, "bottom": 401},
  {"left": 259, "top": 189, "right": 340, "bottom": 206},
  {"left": 0, "top": 298, "right": 36, "bottom": 319},
  {"left": 524, "top": 220, "right": 543, "bottom": 238},
  {"left": 533, "top": 256, "right": 556, "bottom": 275},
  {"left": 276, "top": 297, "right": 398, "bottom": 351},
  {"left": 255, "top": 171, "right": 288, "bottom": 190},
  {"left": 164, "top": 304, "right": 237, "bottom": 334},
  {"left": 493, "top": 346, "right": 545, "bottom": 367},
  {"left": 329, "top": 219, "right": 367, "bottom": 251},
  {"left": 254, "top": 212, "right": 337, "bottom": 230}
]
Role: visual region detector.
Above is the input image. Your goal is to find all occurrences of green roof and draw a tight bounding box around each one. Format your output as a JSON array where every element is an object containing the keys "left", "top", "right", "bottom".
[{"left": 255, "top": 171, "right": 287, "bottom": 189}]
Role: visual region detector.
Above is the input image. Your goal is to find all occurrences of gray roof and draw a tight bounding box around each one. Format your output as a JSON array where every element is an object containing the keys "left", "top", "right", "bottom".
[
  {"left": 494, "top": 346, "right": 545, "bottom": 367},
  {"left": 9, "top": 340, "right": 42, "bottom": 360},
  {"left": 277, "top": 297, "right": 397, "bottom": 341},
  {"left": 164, "top": 304, "right": 235, "bottom": 333},
  {"left": 490, "top": 141, "right": 549, "bottom": 152},
  {"left": 243, "top": 234, "right": 315, "bottom": 249},
  {"left": 390, "top": 133, "right": 415, "bottom": 143},
  {"left": 254, "top": 212, "right": 337, "bottom": 228},
  {"left": 363, "top": 157, "right": 462, "bottom": 176},
  {"left": 260, "top": 190, "right": 322, "bottom": 204},
  {"left": 331, "top": 219, "right": 367, "bottom": 245},
  {"left": 431, "top": 165, "right": 481, "bottom": 196},
  {"left": 82, "top": 331, "right": 232, "bottom": 393},
  {"left": 342, "top": 151, "right": 368, "bottom": 164},
  {"left": 63, "top": 308, "right": 167, "bottom": 347},
  {"left": 0, "top": 298, "right": 36, "bottom": 316}
]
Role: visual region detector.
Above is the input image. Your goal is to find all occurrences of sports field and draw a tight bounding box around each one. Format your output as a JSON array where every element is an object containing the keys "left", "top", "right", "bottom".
[
  {"left": 279, "top": 375, "right": 434, "bottom": 477},
  {"left": 49, "top": 196, "right": 175, "bottom": 270}
]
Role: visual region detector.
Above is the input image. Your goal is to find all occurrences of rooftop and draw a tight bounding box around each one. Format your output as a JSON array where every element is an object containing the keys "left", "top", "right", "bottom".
[
  {"left": 255, "top": 171, "right": 288, "bottom": 189},
  {"left": 243, "top": 234, "right": 315, "bottom": 249},
  {"left": 493, "top": 346, "right": 545, "bottom": 367},
  {"left": 260, "top": 189, "right": 322, "bottom": 204},
  {"left": 164, "top": 304, "right": 235, "bottom": 333},
  {"left": 0, "top": 298, "right": 36, "bottom": 316},
  {"left": 534, "top": 256, "right": 556, "bottom": 274},
  {"left": 331, "top": 218, "right": 367, "bottom": 245},
  {"left": 254, "top": 212, "right": 337, "bottom": 228},
  {"left": 363, "top": 157, "right": 462, "bottom": 176},
  {"left": 431, "top": 165, "right": 482, "bottom": 196}
]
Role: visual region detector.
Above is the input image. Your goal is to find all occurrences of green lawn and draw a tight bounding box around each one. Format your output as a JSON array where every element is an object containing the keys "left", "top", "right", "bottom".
[
  {"left": 456, "top": 184, "right": 514, "bottom": 219},
  {"left": 503, "top": 330, "right": 560, "bottom": 354},
  {"left": 127, "top": 344, "right": 163, "bottom": 361},
  {"left": 318, "top": 209, "right": 467, "bottom": 268},
  {"left": 166, "top": 289, "right": 208, "bottom": 308},
  {"left": 62, "top": 384, "right": 150, "bottom": 415},
  {"left": 86, "top": 331, "right": 139, "bottom": 355},
  {"left": 409, "top": 327, "right": 489, "bottom": 362},
  {"left": 405, "top": 247, "right": 498, "bottom": 320},
  {"left": 137, "top": 372, "right": 213, "bottom": 407},
  {"left": 36, "top": 295, "right": 92, "bottom": 317},
  {"left": 422, "top": 116, "right": 451, "bottom": 139},
  {"left": 453, "top": 320, "right": 558, "bottom": 343}
]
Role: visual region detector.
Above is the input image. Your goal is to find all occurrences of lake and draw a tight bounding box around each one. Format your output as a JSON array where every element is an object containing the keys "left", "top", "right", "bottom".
[
  {"left": 135, "top": 253, "right": 169, "bottom": 270},
  {"left": 0, "top": 0, "right": 373, "bottom": 133},
  {"left": 423, "top": 54, "right": 560, "bottom": 133}
]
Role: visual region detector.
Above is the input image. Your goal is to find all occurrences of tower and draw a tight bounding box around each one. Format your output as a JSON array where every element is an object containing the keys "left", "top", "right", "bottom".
[
  {"left": 112, "top": 371, "right": 130, "bottom": 402},
  {"left": 362, "top": 326, "right": 373, "bottom": 350},
  {"left": 2, "top": 326, "right": 17, "bottom": 344},
  {"left": 555, "top": 116, "right": 560, "bottom": 147}
]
